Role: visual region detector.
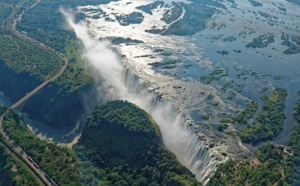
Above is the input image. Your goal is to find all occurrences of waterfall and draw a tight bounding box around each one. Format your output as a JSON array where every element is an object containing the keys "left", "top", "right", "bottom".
[
  {"left": 62, "top": 9, "right": 217, "bottom": 185},
  {"left": 121, "top": 66, "right": 217, "bottom": 185}
]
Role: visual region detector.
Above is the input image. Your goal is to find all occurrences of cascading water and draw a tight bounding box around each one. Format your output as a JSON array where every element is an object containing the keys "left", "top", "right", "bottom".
[{"left": 62, "top": 9, "right": 217, "bottom": 185}]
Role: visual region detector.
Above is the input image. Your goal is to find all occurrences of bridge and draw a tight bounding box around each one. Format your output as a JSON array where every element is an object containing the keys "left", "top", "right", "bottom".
[{"left": 0, "top": 0, "right": 69, "bottom": 185}]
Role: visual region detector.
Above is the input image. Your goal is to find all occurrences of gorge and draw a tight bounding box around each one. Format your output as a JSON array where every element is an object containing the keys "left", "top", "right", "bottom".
[{"left": 63, "top": 9, "right": 218, "bottom": 184}]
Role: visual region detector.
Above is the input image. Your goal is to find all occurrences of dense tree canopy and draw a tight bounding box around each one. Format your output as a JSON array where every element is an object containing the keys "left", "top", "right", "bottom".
[
  {"left": 239, "top": 88, "right": 287, "bottom": 143},
  {"left": 76, "top": 100, "right": 201, "bottom": 186}
]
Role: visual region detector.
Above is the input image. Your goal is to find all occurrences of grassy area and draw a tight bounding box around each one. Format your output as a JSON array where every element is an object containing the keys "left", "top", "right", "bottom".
[{"left": 54, "top": 37, "right": 93, "bottom": 94}]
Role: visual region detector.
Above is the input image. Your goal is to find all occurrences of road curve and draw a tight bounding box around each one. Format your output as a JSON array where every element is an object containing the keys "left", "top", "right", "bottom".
[{"left": 0, "top": 0, "right": 69, "bottom": 185}]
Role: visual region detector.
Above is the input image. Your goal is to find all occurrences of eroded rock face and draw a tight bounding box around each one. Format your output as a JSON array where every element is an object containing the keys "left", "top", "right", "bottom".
[
  {"left": 23, "top": 83, "right": 91, "bottom": 129},
  {"left": 0, "top": 60, "right": 41, "bottom": 102}
]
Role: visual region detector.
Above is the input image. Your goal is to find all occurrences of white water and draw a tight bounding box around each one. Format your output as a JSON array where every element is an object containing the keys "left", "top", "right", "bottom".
[{"left": 62, "top": 9, "right": 216, "bottom": 184}]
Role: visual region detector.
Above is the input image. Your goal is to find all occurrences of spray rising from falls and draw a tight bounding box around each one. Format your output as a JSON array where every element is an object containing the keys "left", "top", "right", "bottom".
[{"left": 62, "top": 9, "right": 217, "bottom": 185}]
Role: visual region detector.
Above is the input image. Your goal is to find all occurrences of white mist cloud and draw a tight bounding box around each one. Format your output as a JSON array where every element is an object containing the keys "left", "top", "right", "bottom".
[
  {"left": 61, "top": 8, "right": 127, "bottom": 99},
  {"left": 61, "top": 8, "right": 216, "bottom": 184}
]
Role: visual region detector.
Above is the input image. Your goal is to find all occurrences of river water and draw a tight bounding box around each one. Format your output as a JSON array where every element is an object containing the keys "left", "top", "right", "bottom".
[{"left": 1, "top": 0, "right": 299, "bottom": 184}]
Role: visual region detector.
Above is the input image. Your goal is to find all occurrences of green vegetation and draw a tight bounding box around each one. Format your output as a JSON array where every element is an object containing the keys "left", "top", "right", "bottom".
[
  {"left": 116, "top": 12, "right": 144, "bottom": 26},
  {"left": 274, "top": 76, "right": 283, "bottom": 80},
  {"left": 137, "top": 1, "right": 183, "bottom": 24},
  {"left": 223, "top": 36, "right": 237, "bottom": 42},
  {"left": 163, "top": 64, "right": 177, "bottom": 69},
  {"left": 136, "top": 1, "right": 164, "bottom": 15},
  {"left": 107, "top": 37, "right": 143, "bottom": 45},
  {"left": 75, "top": 100, "right": 201, "bottom": 186},
  {"left": 209, "top": 143, "right": 293, "bottom": 186},
  {"left": 210, "top": 69, "right": 224, "bottom": 75},
  {"left": 260, "top": 86, "right": 268, "bottom": 93},
  {"left": 206, "top": 94, "right": 214, "bottom": 100},
  {"left": 0, "top": 34, "right": 60, "bottom": 79},
  {"left": 221, "top": 118, "right": 232, "bottom": 123},
  {"left": 248, "top": 0, "right": 263, "bottom": 7},
  {"left": 281, "top": 33, "right": 300, "bottom": 55},
  {"left": 218, "top": 123, "right": 228, "bottom": 132},
  {"left": 2, "top": 110, "right": 79, "bottom": 185},
  {"left": 216, "top": 50, "right": 229, "bottom": 55},
  {"left": 0, "top": 145, "right": 40, "bottom": 186},
  {"left": 145, "top": 0, "right": 224, "bottom": 36},
  {"left": 246, "top": 34, "right": 275, "bottom": 48},
  {"left": 0, "top": 0, "right": 95, "bottom": 128},
  {"left": 231, "top": 102, "right": 259, "bottom": 124},
  {"left": 0, "top": 0, "right": 96, "bottom": 129},
  {"left": 258, "top": 11, "right": 278, "bottom": 20},
  {"left": 200, "top": 76, "right": 220, "bottom": 84},
  {"left": 210, "top": 92, "right": 300, "bottom": 185},
  {"left": 161, "top": 2, "right": 183, "bottom": 24},
  {"left": 238, "top": 88, "right": 287, "bottom": 143},
  {"left": 0, "top": 106, "right": 7, "bottom": 115},
  {"left": 150, "top": 59, "right": 181, "bottom": 68},
  {"left": 200, "top": 69, "right": 228, "bottom": 84},
  {"left": 17, "top": 0, "right": 94, "bottom": 90},
  {"left": 201, "top": 115, "right": 210, "bottom": 120},
  {"left": 288, "top": 91, "right": 300, "bottom": 185},
  {"left": 0, "top": 1, "right": 60, "bottom": 80},
  {"left": 222, "top": 83, "right": 231, "bottom": 91}
]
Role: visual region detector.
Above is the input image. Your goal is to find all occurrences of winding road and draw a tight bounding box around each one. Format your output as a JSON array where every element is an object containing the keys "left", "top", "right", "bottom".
[{"left": 0, "top": 0, "right": 69, "bottom": 185}]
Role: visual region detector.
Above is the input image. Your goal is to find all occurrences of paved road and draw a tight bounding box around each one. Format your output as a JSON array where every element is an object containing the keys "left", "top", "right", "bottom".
[{"left": 0, "top": 0, "right": 69, "bottom": 185}]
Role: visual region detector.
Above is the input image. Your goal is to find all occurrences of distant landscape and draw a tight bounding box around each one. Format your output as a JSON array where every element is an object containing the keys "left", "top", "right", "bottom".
[{"left": 0, "top": 0, "right": 300, "bottom": 185}]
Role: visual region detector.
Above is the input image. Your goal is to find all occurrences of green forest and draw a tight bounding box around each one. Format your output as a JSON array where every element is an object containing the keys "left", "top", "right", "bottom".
[
  {"left": 2, "top": 110, "right": 79, "bottom": 185},
  {"left": 238, "top": 88, "right": 287, "bottom": 143},
  {"left": 231, "top": 101, "right": 259, "bottom": 124},
  {"left": 209, "top": 143, "right": 294, "bottom": 186},
  {"left": 0, "top": 145, "right": 40, "bottom": 186},
  {"left": 0, "top": 1, "right": 60, "bottom": 80},
  {"left": 1, "top": 0, "right": 93, "bottom": 97},
  {"left": 1, "top": 101, "right": 202, "bottom": 185},
  {"left": 75, "top": 100, "right": 201, "bottom": 186},
  {"left": 210, "top": 91, "right": 300, "bottom": 185},
  {"left": 288, "top": 92, "right": 300, "bottom": 185},
  {"left": 0, "top": 0, "right": 94, "bottom": 129}
]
